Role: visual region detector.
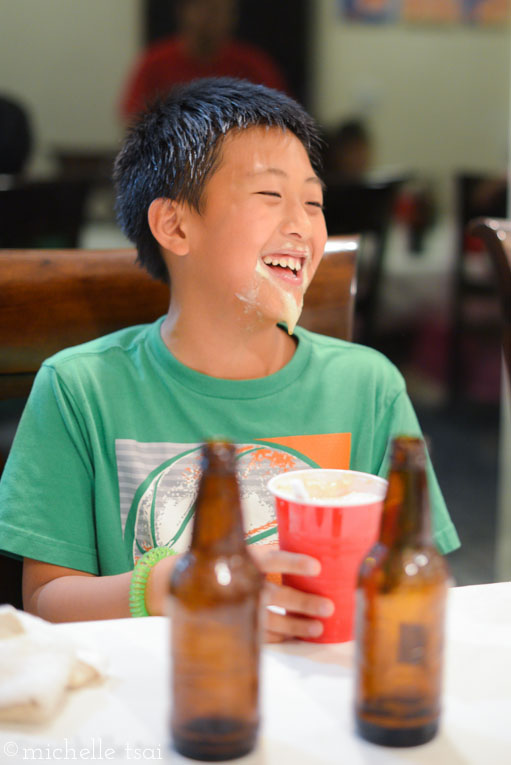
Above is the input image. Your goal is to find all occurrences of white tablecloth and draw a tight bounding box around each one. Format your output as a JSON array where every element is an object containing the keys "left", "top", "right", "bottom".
[{"left": 1, "top": 582, "right": 510, "bottom": 763}]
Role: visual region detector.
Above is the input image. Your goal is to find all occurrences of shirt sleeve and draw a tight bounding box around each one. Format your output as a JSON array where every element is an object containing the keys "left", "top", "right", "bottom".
[
  {"left": 0, "top": 364, "right": 99, "bottom": 574},
  {"left": 374, "top": 387, "right": 461, "bottom": 556}
]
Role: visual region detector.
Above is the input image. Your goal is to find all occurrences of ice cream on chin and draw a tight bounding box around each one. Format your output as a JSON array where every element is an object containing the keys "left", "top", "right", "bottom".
[
  {"left": 253, "top": 255, "right": 311, "bottom": 334},
  {"left": 234, "top": 245, "right": 313, "bottom": 333},
  {"left": 257, "top": 258, "right": 303, "bottom": 334}
]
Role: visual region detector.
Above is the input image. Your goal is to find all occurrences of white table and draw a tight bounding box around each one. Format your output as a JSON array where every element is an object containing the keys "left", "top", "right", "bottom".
[
  {"left": 1, "top": 583, "right": 510, "bottom": 763},
  {"left": 496, "top": 363, "right": 511, "bottom": 580}
]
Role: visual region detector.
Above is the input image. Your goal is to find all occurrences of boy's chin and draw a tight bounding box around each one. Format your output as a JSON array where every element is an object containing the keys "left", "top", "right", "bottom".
[
  {"left": 235, "top": 282, "right": 303, "bottom": 333},
  {"left": 276, "top": 296, "right": 303, "bottom": 335},
  {"left": 261, "top": 303, "right": 302, "bottom": 334}
]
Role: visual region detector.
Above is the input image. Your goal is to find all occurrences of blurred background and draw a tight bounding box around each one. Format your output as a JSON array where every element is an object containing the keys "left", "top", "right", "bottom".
[{"left": 0, "top": 0, "right": 509, "bottom": 586}]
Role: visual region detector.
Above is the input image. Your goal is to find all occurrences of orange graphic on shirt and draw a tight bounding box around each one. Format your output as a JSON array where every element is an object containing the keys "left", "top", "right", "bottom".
[
  {"left": 126, "top": 432, "right": 352, "bottom": 559},
  {"left": 240, "top": 448, "right": 297, "bottom": 479},
  {"left": 258, "top": 433, "right": 351, "bottom": 470}
]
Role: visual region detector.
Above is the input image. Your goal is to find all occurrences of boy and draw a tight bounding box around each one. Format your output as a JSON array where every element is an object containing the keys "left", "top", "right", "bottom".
[{"left": 0, "top": 79, "right": 459, "bottom": 639}]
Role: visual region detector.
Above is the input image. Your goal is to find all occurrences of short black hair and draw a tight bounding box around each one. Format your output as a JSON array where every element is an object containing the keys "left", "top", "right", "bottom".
[{"left": 114, "top": 77, "right": 324, "bottom": 283}]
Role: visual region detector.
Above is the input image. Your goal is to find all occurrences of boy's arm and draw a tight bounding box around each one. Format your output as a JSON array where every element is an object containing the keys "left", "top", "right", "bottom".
[
  {"left": 22, "top": 556, "right": 178, "bottom": 623},
  {"left": 23, "top": 551, "right": 332, "bottom": 640}
]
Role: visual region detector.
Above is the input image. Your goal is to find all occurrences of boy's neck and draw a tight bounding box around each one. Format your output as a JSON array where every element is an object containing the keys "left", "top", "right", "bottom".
[{"left": 160, "top": 307, "right": 297, "bottom": 380}]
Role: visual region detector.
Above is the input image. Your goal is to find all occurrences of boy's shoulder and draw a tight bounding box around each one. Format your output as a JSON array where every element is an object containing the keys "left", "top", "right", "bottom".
[
  {"left": 42, "top": 321, "right": 159, "bottom": 374},
  {"left": 298, "top": 326, "right": 401, "bottom": 372},
  {"left": 295, "top": 329, "right": 408, "bottom": 420},
  {"left": 296, "top": 327, "right": 406, "bottom": 398}
]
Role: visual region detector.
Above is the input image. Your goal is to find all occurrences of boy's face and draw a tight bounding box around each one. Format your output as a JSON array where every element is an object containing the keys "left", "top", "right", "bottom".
[{"left": 180, "top": 126, "right": 327, "bottom": 333}]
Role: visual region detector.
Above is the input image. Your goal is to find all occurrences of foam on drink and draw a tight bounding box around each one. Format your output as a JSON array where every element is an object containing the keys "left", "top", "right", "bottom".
[{"left": 273, "top": 473, "right": 384, "bottom": 505}]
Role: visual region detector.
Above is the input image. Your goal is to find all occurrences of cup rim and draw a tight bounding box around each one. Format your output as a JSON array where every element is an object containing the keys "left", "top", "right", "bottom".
[{"left": 267, "top": 468, "right": 388, "bottom": 507}]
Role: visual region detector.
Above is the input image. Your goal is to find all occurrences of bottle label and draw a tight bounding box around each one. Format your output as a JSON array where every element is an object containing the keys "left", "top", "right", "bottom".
[{"left": 397, "top": 623, "right": 427, "bottom": 665}]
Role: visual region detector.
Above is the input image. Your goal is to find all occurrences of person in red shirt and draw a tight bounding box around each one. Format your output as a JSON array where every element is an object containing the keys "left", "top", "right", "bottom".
[{"left": 120, "top": 0, "right": 288, "bottom": 120}]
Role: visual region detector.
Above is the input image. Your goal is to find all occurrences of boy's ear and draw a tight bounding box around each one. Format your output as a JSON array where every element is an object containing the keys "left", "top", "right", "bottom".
[{"left": 147, "top": 198, "right": 189, "bottom": 256}]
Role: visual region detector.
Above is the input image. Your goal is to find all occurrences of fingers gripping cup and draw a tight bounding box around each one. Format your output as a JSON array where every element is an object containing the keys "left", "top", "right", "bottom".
[{"left": 268, "top": 469, "right": 387, "bottom": 643}]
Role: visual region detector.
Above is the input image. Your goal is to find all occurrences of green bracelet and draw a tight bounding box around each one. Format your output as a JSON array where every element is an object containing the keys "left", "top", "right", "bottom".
[{"left": 129, "top": 546, "right": 176, "bottom": 618}]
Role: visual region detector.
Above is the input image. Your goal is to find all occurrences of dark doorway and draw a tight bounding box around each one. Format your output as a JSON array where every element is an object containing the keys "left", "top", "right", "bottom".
[{"left": 144, "top": 0, "right": 312, "bottom": 107}]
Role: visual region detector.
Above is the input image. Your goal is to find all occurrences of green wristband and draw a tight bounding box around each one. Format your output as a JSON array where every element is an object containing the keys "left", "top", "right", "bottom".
[{"left": 129, "top": 546, "right": 176, "bottom": 618}]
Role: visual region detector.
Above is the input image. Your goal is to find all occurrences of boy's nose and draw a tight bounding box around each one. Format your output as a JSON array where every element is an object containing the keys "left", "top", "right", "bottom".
[{"left": 279, "top": 201, "right": 312, "bottom": 239}]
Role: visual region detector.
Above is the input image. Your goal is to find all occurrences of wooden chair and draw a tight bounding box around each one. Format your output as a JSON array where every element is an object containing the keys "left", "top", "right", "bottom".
[
  {"left": 323, "top": 176, "right": 403, "bottom": 345},
  {"left": 0, "top": 249, "right": 170, "bottom": 401},
  {"left": 449, "top": 174, "right": 508, "bottom": 400},
  {"left": 299, "top": 235, "right": 358, "bottom": 341},
  {"left": 0, "top": 236, "right": 358, "bottom": 607},
  {"left": 0, "top": 178, "right": 91, "bottom": 249},
  {"left": 467, "top": 218, "right": 511, "bottom": 384},
  {"left": 467, "top": 218, "right": 511, "bottom": 582}
]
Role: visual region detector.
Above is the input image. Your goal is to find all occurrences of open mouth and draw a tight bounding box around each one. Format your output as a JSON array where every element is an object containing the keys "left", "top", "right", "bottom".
[{"left": 261, "top": 254, "right": 306, "bottom": 282}]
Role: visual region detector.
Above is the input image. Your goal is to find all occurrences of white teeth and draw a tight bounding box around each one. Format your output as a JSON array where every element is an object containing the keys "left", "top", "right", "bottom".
[{"left": 262, "top": 255, "right": 302, "bottom": 272}]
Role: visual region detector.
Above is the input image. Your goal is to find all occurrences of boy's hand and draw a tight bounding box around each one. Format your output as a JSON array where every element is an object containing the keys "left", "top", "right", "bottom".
[
  {"left": 146, "top": 554, "right": 180, "bottom": 616},
  {"left": 249, "top": 543, "right": 334, "bottom": 643},
  {"left": 148, "top": 544, "right": 335, "bottom": 643}
]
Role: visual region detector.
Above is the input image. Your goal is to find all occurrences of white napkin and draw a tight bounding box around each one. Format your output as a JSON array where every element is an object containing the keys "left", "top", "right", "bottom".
[{"left": 0, "top": 605, "right": 106, "bottom": 723}]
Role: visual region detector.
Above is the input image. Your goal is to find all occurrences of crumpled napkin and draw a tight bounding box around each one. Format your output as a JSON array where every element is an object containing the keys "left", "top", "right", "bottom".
[{"left": 0, "top": 605, "right": 106, "bottom": 723}]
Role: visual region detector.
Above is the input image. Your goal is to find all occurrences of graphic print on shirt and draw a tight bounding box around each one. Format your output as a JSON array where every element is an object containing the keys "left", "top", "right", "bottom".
[{"left": 116, "top": 434, "right": 351, "bottom": 564}]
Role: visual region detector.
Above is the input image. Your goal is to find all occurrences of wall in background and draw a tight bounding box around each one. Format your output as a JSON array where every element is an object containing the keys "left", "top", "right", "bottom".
[
  {"left": 0, "top": 0, "right": 140, "bottom": 174},
  {"left": 312, "top": 1, "right": 509, "bottom": 202},
  {"left": 0, "top": 0, "right": 508, "bottom": 195}
]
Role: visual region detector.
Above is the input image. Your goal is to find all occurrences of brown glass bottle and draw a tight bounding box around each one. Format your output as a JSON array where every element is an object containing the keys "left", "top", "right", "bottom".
[
  {"left": 169, "top": 441, "right": 264, "bottom": 761},
  {"left": 354, "top": 436, "right": 449, "bottom": 747}
]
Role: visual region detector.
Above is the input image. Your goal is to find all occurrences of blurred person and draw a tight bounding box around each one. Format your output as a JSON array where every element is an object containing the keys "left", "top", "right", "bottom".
[
  {"left": 120, "top": 0, "right": 287, "bottom": 120},
  {"left": 325, "top": 117, "right": 436, "bottom": 253},
  {"left": 324, "top": 119, "right": 372, "bottom": 183},
  {"left": 0, "top": 95, "right": 32, "bottom": 177},
  {"left": 468, "top": 175, "right": 507, "bottom": 217}
]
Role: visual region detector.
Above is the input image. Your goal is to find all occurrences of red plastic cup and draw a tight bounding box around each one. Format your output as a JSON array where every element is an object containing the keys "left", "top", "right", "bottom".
[{"left": 268, "top": 469, "right": 387, "bottom": 643}]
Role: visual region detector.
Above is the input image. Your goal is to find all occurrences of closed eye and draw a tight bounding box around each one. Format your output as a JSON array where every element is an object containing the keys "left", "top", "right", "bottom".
[{"left": 257, "top": 192, "right": 323, "bottom": 209}]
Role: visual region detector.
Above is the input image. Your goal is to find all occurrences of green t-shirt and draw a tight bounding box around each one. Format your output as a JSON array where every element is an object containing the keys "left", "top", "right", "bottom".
[{"left": 0, "top": 320, "right": 460, "bottom": 575}]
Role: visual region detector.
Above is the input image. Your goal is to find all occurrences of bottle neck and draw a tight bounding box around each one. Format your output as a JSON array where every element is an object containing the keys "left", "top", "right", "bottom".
[
  {"left": 380, "top": 466, "right": 432, "bottom": 548},
  {"left": 191, "top": 472, "right": 246, "bottom": 555}
]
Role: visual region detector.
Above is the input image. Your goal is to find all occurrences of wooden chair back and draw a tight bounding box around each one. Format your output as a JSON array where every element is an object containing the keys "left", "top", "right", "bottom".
[
  {"left": 0, "top": 248, "right": 170, "bottom": 399},
  {"left": 467, "top": 218, "right": 511, "bottom": 383},
  {"left": 449, "top": 174, "right": 507, "bottom": 399},
  {"left": 299, "top": 235, "right": 358, "bottom": 340},
  {"left": 0, "top": 235, "right": 358, "bottom": 401}
]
